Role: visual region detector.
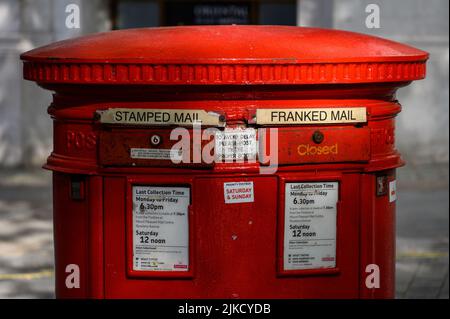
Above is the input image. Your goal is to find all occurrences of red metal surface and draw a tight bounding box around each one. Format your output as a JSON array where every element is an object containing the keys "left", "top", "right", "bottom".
[
  {"left": 360, "top": 170, "right": 397, "bottom": 298},
  {"left": 105, "top": 174, "right": 360, "bottom": 298},
  {"left": 260, "top": 126, "right": 371, "bottom": 165},
  {"left": 52, "top": 173, "right": 88, "bottom": 297},
  {"left": 99, "top": 128, "right": 213, "bottom": 167},
  {"left": 21, "top": 26, "right": 427, "bottom": 299},
  {"left": 21, "top": 26, "right": 427, "bottom": 85}
]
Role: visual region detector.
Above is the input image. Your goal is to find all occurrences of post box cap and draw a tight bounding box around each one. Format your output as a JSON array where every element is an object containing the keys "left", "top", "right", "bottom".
[{"left": 21, "top": 25, "right": 428, "bottom": 85}]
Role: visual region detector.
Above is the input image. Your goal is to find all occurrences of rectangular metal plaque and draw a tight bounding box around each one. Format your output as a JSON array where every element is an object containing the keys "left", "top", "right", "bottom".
[{"left": 256, "top": 107, "right": 367, "bottom": 125}]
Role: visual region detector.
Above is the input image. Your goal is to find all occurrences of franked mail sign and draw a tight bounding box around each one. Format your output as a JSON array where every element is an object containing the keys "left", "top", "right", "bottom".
[
  {"left": 256, "top": 107, "right": 366, "bottom": 125},
  {"left": 132, "top": 186, "right": 190, "bottom": 271},
  {"left": 100, "top": 108, "right": 225, "bottom": 126},
  {"left": 284, "top": 182, "right": 338, "bottom": 271}
]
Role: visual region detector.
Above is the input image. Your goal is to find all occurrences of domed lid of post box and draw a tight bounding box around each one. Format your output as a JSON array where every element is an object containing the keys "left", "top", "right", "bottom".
[{"left": 21, "top": 25, "right": 428, "bottom": 85}]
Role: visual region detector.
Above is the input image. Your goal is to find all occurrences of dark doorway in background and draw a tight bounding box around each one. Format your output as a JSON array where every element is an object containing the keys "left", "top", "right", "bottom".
[
  {"left": 164, "top": 1, "right": 253, "bottom": 25},
  {"left": 111, "top": 0, "right": 297, "bottom": 29}
]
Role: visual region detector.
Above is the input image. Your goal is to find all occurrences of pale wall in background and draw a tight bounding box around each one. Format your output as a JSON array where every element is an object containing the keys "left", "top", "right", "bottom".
[{"left": 0, "top": 0, "right": 110, "bottom": 166}]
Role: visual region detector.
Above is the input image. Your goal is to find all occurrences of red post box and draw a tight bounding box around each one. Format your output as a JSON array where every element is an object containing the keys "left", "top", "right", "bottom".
[{"left": 21, "top": 26, "right": 427, "bottom": 299}]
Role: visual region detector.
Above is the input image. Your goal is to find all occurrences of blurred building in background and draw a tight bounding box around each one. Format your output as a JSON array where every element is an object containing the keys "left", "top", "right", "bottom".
[{"left": 0, "top": 0, "right": 448, "bottom": 186}]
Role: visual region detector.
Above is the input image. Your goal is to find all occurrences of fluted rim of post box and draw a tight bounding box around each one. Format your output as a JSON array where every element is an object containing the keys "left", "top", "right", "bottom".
[{"left": 21, "top": 25, "right": 428, "bottom": 85}]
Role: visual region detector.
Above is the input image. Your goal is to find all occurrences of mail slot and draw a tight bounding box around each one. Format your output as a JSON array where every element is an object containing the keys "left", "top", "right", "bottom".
[{"left": 21, "top": 26, "right": 427, "bottom": 298}]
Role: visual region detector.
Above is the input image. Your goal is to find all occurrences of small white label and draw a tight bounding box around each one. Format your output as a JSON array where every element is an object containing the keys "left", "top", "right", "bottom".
[
  {"left": 130, "top": 148, "right": 182, "bottom": 161},
  {"left": 389, "top": 180, "right": 397, "bottom": 202},
  {"left": 215, "top": 128, "right": 257, "bottom": 161},
  {"left": 224, "top": 181, "right": 254, "bottom": 204},
  {"left": 132, "top": 186, "right": 190, "bottom": 271},
  {"left": 284, "top": 182, "right": 338, "bottom": 270}
]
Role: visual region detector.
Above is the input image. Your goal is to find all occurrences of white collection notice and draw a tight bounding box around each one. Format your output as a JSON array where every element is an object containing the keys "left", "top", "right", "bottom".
[
  {"left": 132, "top": 186, "right": 190, "bottom": 272},
  {"left": 284, "top": 182, "right": 338, "bottom": 270}
]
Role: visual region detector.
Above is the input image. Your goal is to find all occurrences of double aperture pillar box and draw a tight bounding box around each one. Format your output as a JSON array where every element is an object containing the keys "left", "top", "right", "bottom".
[{"left": 21, "top": 26, "right": 427, "bottom": 299}]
